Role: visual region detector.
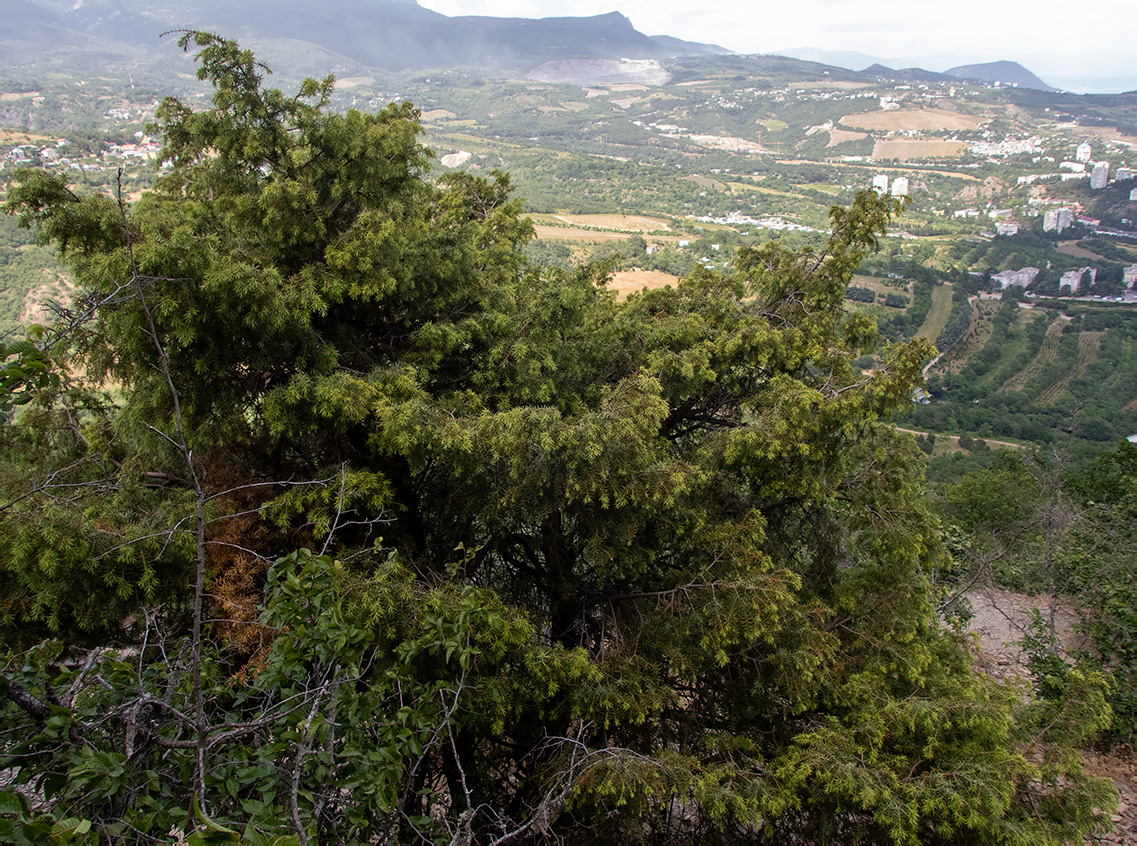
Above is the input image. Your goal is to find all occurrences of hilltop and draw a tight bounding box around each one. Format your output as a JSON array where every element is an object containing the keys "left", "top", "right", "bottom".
[
  {"left": 3, "top": 0, "right": 729, "bottom": 72},
  {"left": 944, "top": 60, "right": 1058, "bottom": 92}
]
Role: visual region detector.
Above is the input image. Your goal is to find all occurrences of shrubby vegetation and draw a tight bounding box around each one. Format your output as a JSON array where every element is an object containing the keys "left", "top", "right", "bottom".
[
  {"left": 937, "top": 444, "right": 1137, "bottom": 747},
  {"left": 844, "top": 284, "right": 874, "bottom": 303},
  {"left": 0, "top": 35, "right": 1120, "bottom": 844},
  {"left": 935, "top": 290, "right": 974, "bottom": 353}
]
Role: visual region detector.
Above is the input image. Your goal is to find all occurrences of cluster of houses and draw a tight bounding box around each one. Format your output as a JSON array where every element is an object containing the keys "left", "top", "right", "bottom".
[{"left": 3, "top": 134, "right": 161, "bottom": 176}]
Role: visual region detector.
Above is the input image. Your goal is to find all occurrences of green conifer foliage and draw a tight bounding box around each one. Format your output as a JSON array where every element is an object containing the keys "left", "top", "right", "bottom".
[{"left": 0, "top": 33, "right": 1115, "bottom": 844}]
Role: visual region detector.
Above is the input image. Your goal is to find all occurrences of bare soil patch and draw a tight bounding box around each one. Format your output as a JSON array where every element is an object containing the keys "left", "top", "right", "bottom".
[
  {"left": 1067, "top": 126, "right": 1137, "bottom": 149},
  {"left": 684, "top": 174, "right": 725, "bottom": 191},
  {"left": 531, "top": 226, "right": 689, "bottom": 245},
  {"left": 894, "top": 427, "right": 1024, "bottom": 452},
  {"left": 549, "top": 214, "right": 671, "bottom": 232},
  {"left": 608, "top": 269, "right": 679, "bottom": 299},
  {"left": 334, "top": 76, "right": 374, "bottom": 88},
  {"left": 532, "top": 225, "right": 633, "bottom": 242},
  {"left": 789, "top": 81, "right": 873, "bottom": 90},
  {"left": 825, "top": 129, "right": 868, "bottom": 147},
  {"left": 849, "top": 275, "right": 908, "bottom": 300},
  {"left": 438, "top": 151, "right": 471, "bottom": 167},
  {"left": 964, "top": 587, "right": 1086, "bottom": 679},
  {"left": 0, "top": 128, "right": 53, "bottom": 145},
  {"left": 842, "top": 108, "right": 986, "bottom": 132},
  {"left": 1058, "top": 241, "right": 1107, "bottom": 261},
  {"left": 420, "top": 108, "right": 457, "bottom": 121},
  {"left": 872, "top": 139, "right": 968, "bottom": 160},
  {"left": 962, "top": 589, "right": 1136, "bottom": 843},
  {"left": 677, "top": 133, "right": 764, "bottom": 153}
]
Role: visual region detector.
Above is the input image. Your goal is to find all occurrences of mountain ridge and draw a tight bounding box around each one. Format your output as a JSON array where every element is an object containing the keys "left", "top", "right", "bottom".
[{"left": 5, "top": 0, "right": 731, "bottom": 72}]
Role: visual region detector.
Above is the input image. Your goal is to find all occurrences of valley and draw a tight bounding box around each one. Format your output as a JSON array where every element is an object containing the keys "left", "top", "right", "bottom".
[{"left": 4, "top": 42, "right": 1137, "bottom": 470}]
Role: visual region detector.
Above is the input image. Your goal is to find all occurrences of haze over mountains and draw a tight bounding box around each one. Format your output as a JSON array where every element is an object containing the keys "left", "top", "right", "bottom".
[
  {"left": 778, "top": 47, "right": 1135, "bottom": 95},
  {"left": 2, "top": 0, "right": 1106, "bottom": 93},
  {"left": 4, "top": 0, "right": 727, "bottom": 71}
]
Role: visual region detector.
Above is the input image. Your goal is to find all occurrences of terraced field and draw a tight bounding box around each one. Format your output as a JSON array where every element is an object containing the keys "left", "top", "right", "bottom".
[
  {"left": 1037, "top": 330, "right": 1105, "bottom": 405},
  {"left": 1000, "top": 317, "right": 1067, "bottom": 392}
]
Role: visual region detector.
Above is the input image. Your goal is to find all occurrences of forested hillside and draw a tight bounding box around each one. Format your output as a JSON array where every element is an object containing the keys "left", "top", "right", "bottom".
[{"left": 0, "top": 34, "right": 1120, "bottom": 844}]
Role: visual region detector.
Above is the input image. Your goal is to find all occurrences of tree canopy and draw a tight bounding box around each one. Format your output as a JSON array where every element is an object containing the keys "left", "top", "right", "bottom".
[{"left": 0, "top": 33, "right": 1115, "bottom": 844}]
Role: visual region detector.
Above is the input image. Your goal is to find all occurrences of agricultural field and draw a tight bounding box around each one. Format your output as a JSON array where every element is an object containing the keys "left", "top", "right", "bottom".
[
  {"left": 530, "top": 225, "right": 639, "bottom": 242},
  {"left": 872, "top": 140, "right": 969, "bottom": 160},
  {"left": 1001, "top": 317, "right": 1068, "bottom": 393},
  {"left": 607, "top": 269, "right": 680, "bottom": 299},
  {"left": 1037, "top": 329, "right": 1105, "bottom": 405},
  {"left": 535, "top": 213, "right": 672, "bottom": 232},
  {"left": 916, "top": 283, "right": 955, "bottom": 342},
  {"left": 839, "top": 108, "right": 988, "bottom": 132},
  {"left": 824, "top": 128, "right": 869, "bottom": 147}
]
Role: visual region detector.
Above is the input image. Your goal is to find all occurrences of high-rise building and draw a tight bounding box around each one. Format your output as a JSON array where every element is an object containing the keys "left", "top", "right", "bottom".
[
  {"left": 872, "top": 174, "right": 889, "bottom": 193},
  {"left": 1076, "top": 142, "right": 1092, "bottom": 162},
  {"left": 890, "top": 176, "right": 909, "bottom": 197},
  {"left": 1091, "top": 161, "right": 1109, "bottom": 189},
  {"left": 1043, "top": 207, "right": 1073, "bottom": 233}
]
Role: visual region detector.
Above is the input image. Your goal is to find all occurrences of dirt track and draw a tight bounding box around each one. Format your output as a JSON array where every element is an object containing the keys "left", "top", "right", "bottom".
[{"left": 963, "top": 589, "right": 1135, "bottom": 843}]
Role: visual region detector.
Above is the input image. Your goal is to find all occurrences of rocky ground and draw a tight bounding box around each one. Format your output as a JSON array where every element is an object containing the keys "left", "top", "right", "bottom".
[{"left": 964, "top": 588, "right": 1135, "bottom": 843}]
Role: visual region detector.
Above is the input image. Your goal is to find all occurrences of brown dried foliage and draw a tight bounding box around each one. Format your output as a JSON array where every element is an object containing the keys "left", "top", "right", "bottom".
[{"left": 200, "top": 450, "right": 287, "bottom": 679}]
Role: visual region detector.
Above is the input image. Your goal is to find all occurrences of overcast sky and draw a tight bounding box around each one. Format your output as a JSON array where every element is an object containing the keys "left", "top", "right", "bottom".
[{"left": 418, "top": 0, "right": 1135, "bottom": 88}]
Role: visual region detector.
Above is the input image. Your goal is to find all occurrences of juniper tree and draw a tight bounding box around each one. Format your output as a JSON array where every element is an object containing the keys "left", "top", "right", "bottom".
[{"left": 0, "top": 33, "right": 1116, "bottom": 844}]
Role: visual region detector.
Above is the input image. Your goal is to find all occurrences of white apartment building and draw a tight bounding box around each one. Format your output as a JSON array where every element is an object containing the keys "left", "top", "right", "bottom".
[
  {"left": 1043, "top": 207, "right": 1073, "bottom": 233},
  {"left": 1091, "top": 161, "right": 1109, "bottom": 189},
  {"left": 992, "top": 267, "right": 1040, "bottom": 289}
]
